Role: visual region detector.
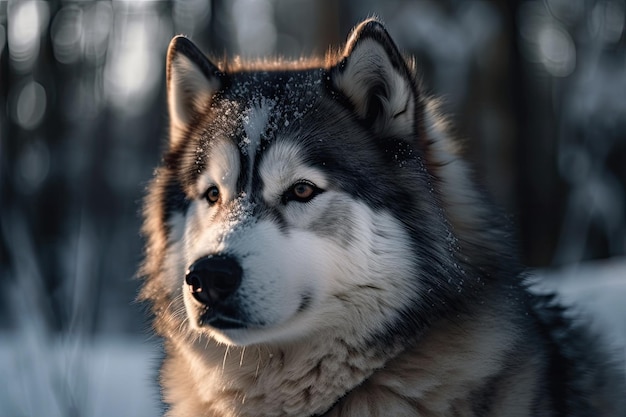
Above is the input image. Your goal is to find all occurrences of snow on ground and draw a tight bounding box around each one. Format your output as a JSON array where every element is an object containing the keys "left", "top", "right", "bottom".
[
  {"left": 1, "top": 258, "right": 624, "bottom": 416},
  {"left": 531, "top": 257, "right": 626, "bottom": 354},
  {"left": 0, "top": 335, "right": 162, "bottom": 417}
]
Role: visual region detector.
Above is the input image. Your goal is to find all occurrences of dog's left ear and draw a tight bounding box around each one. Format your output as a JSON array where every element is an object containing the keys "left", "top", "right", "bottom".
[
  {"left": 330, "top": 19, "right": 417, "bottom": 138},
  {"left": 166, "top": 36, "right": 226, "bottom": 148}
]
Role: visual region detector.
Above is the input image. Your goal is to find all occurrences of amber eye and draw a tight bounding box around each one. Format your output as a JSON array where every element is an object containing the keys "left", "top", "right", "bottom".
[
  {"left": 293, "top": 182, "right": 315, "bottom": 200},
  {"left": 204, "top": 186, "right": 220, "bottom": 204},
  {"left": 283, "top": 181, "right": 321, "bottom": 204}
]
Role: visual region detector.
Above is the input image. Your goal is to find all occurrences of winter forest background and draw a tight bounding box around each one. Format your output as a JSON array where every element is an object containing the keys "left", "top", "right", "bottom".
[{"left": 1, "top": 0, "right": 625, "bottom": 416}]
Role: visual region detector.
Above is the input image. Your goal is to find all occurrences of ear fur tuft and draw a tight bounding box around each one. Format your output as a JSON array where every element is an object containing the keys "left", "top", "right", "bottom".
[
  {"left": 166, "top": 36, "right": 226, "bottom": 147},
  {"left": 331, "top": 19, "right": 417, "bottom": 137}
]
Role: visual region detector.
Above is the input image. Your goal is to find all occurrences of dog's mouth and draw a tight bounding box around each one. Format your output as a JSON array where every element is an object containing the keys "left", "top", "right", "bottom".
[
  {"left": 193, "top": 303, "right": 252, "bottom": 330},
  {"left": 199, "top": 312, "right": 248, "bottom": 330},
  {"left": 188, "top": 291, "right": 313, "bottom": 333},
  {"left": 184, "top": 287, "right": 320, "bottom": 346}
]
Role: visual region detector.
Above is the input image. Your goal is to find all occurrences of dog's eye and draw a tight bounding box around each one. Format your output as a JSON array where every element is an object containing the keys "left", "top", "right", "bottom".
[
  {"left": 283, "top": 181, "right": 321, "bottom": 204},
  {"left": 203, "top": 186, "right": 220, "bottom": 204}
]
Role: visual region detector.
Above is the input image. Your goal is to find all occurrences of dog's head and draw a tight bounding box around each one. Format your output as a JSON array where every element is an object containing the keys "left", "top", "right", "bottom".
[{"left": 140, "top": 19, "right": 508, "bottom": 347}]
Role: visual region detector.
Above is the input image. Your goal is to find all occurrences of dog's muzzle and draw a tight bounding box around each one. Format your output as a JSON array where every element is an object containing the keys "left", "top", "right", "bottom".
[{"left": 185, "top": 255, "right": 242, "bottom": 307}]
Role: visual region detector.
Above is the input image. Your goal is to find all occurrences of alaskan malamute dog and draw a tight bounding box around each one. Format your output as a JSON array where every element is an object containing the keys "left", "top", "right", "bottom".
[{"left": 139, "top": 19, "right": 624, "bottom": 416}]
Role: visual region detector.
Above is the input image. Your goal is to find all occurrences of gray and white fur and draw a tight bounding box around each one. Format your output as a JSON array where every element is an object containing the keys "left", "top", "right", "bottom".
[{"left": 138, "top": 18, "right": 625, "bottom": 417}]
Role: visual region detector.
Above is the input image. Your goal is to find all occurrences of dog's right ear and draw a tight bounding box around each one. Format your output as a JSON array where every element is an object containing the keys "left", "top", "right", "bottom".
[{"left": 166, "top": 36, "right": 225, "bottom": 148}]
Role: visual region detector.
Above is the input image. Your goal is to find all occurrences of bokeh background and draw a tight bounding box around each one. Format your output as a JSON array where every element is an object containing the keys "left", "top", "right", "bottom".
[{"left": 1, "top": 1, "right": 625, "bottom": 416}]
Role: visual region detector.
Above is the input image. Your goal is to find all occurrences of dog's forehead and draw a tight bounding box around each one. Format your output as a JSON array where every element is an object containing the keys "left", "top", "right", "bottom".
[
  {"left": 195, "top": 70, "right": 325, "bottom": 197},
  {"left": 229, "top": 70, "right": 322, "bottom": 140},
  {"left": 233, "top": 71, "right": 323, "bottom": 163},
  {"left": 229, "top": 69, "right": 323, "bottom": 102}
]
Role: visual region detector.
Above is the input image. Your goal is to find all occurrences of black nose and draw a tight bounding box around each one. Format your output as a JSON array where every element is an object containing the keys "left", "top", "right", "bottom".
[{"left": 185, "top": 255, "right": 243, "bottom": 306}]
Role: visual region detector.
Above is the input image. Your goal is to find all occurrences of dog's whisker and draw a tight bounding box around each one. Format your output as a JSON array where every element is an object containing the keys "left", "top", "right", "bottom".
[
  {"left": 254, "top": 347, "right": 262, "bottom": 379},
  {"left": 222, "top": 345, "right": 230, "bottom": 372},
  {"left": 239, "top": 346, "right": 246, "bottom": 368}
]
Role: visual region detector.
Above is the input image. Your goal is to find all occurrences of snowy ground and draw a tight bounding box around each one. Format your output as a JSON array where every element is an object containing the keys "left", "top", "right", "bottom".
[
  {"left": 1, "top": 258, "right": 625, "bottom": 417},
  {"left": 0, "top": 335, "right": 162, "bottom": 417},
  {"left": 529, "top": 257, "right": 626, "bottom": 353}
]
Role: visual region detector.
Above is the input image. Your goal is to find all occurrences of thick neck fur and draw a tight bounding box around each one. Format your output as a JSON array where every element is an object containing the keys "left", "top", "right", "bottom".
[
  {"left": 159, "top": 294, "right": 527, "bottom": 417},
  {"left": 161, "top": 329, "right": 406, "bottom": 417}
]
